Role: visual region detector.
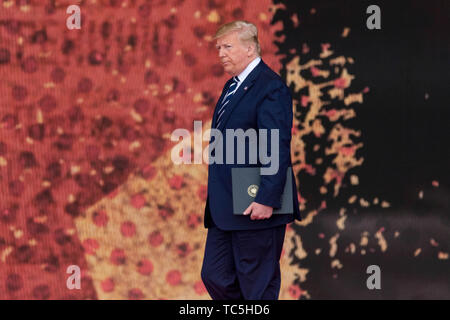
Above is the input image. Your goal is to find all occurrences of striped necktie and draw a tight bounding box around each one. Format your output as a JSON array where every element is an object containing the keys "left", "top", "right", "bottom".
[{"left": 216, "top": 76, "right": 240, "bottom": 127}]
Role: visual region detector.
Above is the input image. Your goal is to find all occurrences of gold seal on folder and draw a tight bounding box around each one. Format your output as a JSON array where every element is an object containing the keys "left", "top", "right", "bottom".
[{"left": 247, "top": 184, "right": 258, "bottom": 197}]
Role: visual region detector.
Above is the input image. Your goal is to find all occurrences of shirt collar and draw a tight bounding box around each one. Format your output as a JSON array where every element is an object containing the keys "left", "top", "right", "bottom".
[{"left": 236, "top": 56, "right": 261, "bottom": 83}]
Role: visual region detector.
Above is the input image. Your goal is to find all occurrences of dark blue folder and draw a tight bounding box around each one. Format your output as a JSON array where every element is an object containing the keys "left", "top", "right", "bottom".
[{"left": 231, "top": 167, "right": 293, "bottom": 215}]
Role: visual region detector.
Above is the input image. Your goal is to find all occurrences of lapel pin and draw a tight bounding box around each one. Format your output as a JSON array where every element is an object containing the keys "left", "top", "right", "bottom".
[{"left": 244, "top": 86, "right": 248, "bottom": 90}]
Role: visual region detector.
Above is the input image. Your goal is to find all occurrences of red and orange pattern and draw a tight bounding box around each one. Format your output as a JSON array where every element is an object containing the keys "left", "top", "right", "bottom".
[{"left": 0, "top": 0, "right": 287, "bottom": 299}]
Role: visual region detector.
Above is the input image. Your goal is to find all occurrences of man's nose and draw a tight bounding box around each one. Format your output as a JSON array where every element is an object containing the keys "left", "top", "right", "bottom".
[{"left": 218, "top": 48, "right": 226, "bottom": 58}]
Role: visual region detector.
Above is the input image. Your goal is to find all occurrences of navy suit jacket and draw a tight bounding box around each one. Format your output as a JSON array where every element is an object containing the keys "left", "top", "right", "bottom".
[{"left": 204, "top": 59, "right": 302, "bottom": 231}]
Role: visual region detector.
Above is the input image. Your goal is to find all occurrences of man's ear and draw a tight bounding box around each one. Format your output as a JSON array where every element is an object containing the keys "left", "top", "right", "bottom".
[{"left": 247, "top": 44, "right": 255, "bottom": 57}]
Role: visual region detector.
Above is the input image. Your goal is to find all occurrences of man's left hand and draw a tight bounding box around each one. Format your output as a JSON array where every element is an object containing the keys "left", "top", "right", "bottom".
[{"left": 243, "top": 202, "right": 273, "bottom": 220}]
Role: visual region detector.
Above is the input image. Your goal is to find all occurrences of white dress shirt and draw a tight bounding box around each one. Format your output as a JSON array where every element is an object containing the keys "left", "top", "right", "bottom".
[{"left": 235, "top": 56, "right": 261, "bottom": 91}]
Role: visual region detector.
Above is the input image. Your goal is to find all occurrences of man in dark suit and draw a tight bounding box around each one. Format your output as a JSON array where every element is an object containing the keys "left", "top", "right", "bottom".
[{"left": 201, "top": 21, "right": 302, "bottom": 300}]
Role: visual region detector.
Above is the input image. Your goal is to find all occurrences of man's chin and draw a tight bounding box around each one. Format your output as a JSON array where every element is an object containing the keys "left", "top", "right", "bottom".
[{"left": 224, "top": 68, "right": 235, "bottom": 76}]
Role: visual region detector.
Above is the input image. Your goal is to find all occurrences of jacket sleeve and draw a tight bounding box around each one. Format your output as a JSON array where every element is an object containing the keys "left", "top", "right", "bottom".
[{"left": 253, "top": 80, "right": 293, "bottom": 209}]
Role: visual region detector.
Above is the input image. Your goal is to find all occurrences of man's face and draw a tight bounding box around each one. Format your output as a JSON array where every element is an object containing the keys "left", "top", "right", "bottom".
[{"left": 216, "top": 31, "right": 252, "bottom": 77}]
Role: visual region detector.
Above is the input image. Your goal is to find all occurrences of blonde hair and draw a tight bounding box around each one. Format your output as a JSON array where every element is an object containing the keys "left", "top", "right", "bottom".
[{"left": 214, "top": 20, "right": 261, "bottom": 56}]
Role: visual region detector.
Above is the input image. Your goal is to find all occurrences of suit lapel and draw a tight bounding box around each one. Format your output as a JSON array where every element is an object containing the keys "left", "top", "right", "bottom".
[{"left": 216, "top": 60, "right": 266, "bottom": 132}]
